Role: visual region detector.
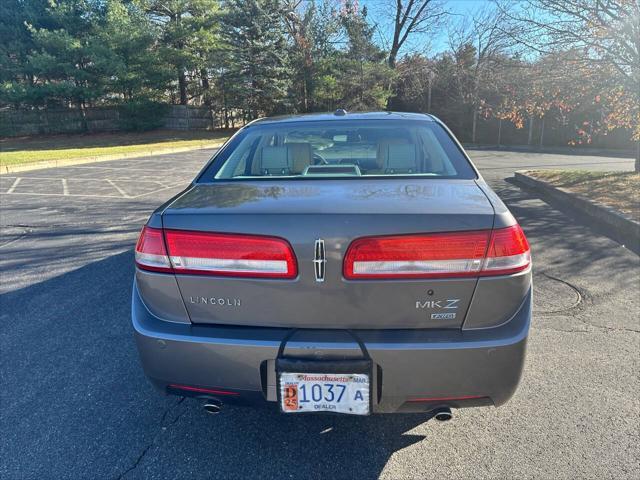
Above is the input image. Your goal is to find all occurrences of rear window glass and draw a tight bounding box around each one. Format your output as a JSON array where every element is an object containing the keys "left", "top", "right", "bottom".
[{"left": 202, "top": 120, "right": 476, "bottom": 181}]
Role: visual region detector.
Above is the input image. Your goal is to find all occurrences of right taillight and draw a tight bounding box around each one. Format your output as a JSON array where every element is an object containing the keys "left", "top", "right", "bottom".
[
  {"left": 482, "top": 224, "right": 531, "bottom": 276},
  {"left": 343, "top": 225, "right": 530, "bottom": 280},
  {"left": 135, "top": 226, "right": 298, "bottom": 279}
]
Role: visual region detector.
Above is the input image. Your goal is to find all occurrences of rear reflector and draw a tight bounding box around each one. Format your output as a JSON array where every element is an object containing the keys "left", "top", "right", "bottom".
[
  {"left": 135, "top": 226, "right": 297, "bottom": 278},
  {"left": 167, "top": 384, "right": 239, "bottom": 396},
  {"left": 344, "top": 225, "right": 530, "bottom": 279},
  {"left": 407, "top": 395, "right": 485, "bottom": 403}
]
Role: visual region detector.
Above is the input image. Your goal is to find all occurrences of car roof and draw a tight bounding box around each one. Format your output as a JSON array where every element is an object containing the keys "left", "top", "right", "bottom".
[{"left": 249, "top": 111, "right": 435, "bottom": 126}]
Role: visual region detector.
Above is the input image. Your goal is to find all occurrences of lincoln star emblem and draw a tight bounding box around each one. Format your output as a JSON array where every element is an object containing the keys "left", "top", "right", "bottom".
[{"left": 314, "top": 239, "right": 326, "bottom": 282}]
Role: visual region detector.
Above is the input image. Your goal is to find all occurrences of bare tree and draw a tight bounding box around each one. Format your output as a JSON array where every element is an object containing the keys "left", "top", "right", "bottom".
[
  {"left": 447, "top": 5, "right": 516, "bottom": 142},
  {"left": 499, "top": 0, "right": 640, "bottom": 169},
  {"left": 386, "top": 0, "right": 447, "bottom": 69},
  {"left": 283, "top": 1, "right": 313, "bottom": 111}
]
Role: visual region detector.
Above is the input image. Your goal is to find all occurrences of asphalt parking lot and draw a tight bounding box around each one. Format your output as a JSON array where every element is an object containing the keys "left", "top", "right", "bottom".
[{"left": 1, "top": 148, "right": 638, "bottom": 479}]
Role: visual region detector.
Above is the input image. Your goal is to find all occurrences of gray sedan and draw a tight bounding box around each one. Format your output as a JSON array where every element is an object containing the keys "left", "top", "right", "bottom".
[{"left": 132, "top": 111, "right": 531, "bottom": 418}]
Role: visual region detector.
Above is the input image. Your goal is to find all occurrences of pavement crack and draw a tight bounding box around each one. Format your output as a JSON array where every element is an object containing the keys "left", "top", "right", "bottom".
[
  {"left": 535, "top": 272, "right": 585, "bottom": 315},
  {"left": 115, "top": 397, "right": 186, "bottom": 480},
  {"left": 160, "top": 397, "right": 185, "bottom": 424},
  {"left": 0, "top": 231, "right": 29, "bottom": 248}
]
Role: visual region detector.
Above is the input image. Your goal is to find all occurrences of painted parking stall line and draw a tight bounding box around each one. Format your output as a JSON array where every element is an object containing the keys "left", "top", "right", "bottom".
[
  {"left": 6, "top": 177, "right": 22, "bottom": 194},
  {"left": 106, "top": 178, "right": 129, "bottom": 198},
  {"left": 1, "top": 176, "right": 187, "bottom": 199}
]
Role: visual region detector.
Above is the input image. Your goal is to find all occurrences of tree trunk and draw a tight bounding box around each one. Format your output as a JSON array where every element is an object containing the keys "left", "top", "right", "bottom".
[
  {"left": 220, "top": 73, "right": 228, "bottom": 129},
  {"left": 427, "top": 74, "right": 432, "bottom": 113},
  {"left": 497, "top": 119, "right": 502, "bottom": 147},
  {"left": 388, "top": 46, "right": 399, "bottom": 70},
  {"left": 539, "top": 116, "right": 545, "bottom": 148},
  {"left": 79, "top": 101, "right": 88, "bottom": 132},
  {"left": 178, "top": 70, "right": 188, "bottom": 105},
  {"left": 201, "top": 69, "right": 210, "bottom": 106},
  {"left": 472, "top": 108, "right": 478, "bottom": 144},
  {"left": 302, "top": 75, "right": 309, "bottom": 112},
  {"left": 635, "top": 141, "right": 639, "bottom": 173},
  {"left": 528, "top": 116, "right": 534, "bottom": 145}
]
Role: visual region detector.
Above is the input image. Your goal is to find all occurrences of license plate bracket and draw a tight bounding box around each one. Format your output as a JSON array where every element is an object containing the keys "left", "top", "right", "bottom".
[{"left": 276, "top": 358, "right": 372, "bottom": 415}]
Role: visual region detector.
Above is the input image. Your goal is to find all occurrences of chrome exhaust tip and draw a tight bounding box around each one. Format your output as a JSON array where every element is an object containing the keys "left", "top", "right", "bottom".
[
  {"left": 203, "top": 399, "right": 222, "bottom": 415},
  {"left": 433, "top": 407, "right": 452, "bottom": 422}
]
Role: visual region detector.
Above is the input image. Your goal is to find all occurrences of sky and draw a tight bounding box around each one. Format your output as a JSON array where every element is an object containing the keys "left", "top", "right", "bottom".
[{"left": 361, "top": 0, "right": 496, "bottom": 55}]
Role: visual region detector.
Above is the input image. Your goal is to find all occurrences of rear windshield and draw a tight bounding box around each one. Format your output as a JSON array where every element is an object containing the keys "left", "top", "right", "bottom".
[{"left": 201, "top": 120, "right": 476, "bottom": 181}]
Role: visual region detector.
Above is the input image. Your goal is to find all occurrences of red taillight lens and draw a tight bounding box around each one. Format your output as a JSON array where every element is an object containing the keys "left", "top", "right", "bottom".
[
  {"left": 135, "top": 226, "right": 172, "bottom": 273},
  {"left": 483, "top": 224, "right": 531, "bottom": 275},
  {"left": 136, "top": 227, "right": 298, "bottom": 278},
  {"left": 163, "top": 229, "right": 297, "bottom": 278},
  {"left": 343, "top": 231, "right": 491, "bottom": 279},
  {"left": 343, "top": 225, "right": 530, "bottom": 279}
]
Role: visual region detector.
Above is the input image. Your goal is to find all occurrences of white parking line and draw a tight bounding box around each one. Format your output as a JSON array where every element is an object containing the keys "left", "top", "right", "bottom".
[
  {"left": 1, "top": 184, "right": 183, "bottom": 199},
  {"left": 0, "top": 176, "right": 184, "bottom": 199},
  {"left": 132, "top": 184, "right": 185, "bottom": 198},
  {"left": 2, "top": 192, "right": 126, "bottom": 198},
  {"left": 71, "top": 164, "right": 191, "bottom": 172},
  {"left": 6, "top": 177, "right": 21, "bottom": 194},
  {"left": 106, "top": 179, "right": 129, "bottom": 198},
  {"left": 0, "top": 175, "right": 175, "bottom": 183}
]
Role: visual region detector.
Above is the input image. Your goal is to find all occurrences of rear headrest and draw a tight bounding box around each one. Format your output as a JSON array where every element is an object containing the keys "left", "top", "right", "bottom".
[
  {"left": 285, "top": 143, "right": 312, "bottom": 174},
  {"left": 262, "top": 146, "right": 288, "bottom": 169},
  {"left": 383, "top": 144, "right": 417, "bottom": 173},
  {"left": 376, "top": 138, "right": 408, "bottom": 169},
  {"left": 376, "top": 139, "right": 417, "bottom": 173},
  {"left": 254, "top": 143, "right": 312, "bottom": 175}
]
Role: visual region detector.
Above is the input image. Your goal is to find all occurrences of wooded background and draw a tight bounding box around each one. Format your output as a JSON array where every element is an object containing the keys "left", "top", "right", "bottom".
[{"left": 1, "top": 0, "right": 638, "bottom": 156}]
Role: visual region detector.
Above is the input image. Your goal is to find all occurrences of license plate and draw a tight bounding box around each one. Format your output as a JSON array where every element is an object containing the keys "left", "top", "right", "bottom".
[{"left": 279, "top": 372, "right": 370, "bottom": 415}]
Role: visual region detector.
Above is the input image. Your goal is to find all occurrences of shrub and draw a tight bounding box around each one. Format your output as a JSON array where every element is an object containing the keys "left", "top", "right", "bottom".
[{"left": 118, "top": 100, "right": 169, "bottom": 131}]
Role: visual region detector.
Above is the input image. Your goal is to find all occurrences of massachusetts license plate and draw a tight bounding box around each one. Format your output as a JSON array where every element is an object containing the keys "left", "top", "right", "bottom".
[{"left": 280, "top": 372, "right": 370, "bottom": 415}]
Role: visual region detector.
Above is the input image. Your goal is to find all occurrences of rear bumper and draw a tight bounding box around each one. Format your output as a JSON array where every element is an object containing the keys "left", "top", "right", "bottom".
[{"left": 132, "top": 283, "right": 530, "bottom": 413}]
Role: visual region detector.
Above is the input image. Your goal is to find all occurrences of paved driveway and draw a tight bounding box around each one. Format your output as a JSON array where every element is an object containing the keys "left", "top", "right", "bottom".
[{"left": 1, "top": 148, "right": 638, "bottom": 479}]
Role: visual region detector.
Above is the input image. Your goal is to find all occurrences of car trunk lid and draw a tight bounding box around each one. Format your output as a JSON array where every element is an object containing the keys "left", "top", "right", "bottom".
[{"left": 159, "top": 179, "right": 495, "bottom": 329}]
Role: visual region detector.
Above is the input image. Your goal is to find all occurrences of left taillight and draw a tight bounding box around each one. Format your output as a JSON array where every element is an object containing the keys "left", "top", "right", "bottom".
[
  {"left": 135, "top": 226, "right": 172, "bottom": 273},
  {"left": 135, "top": 226, "right": 298, "bottom": 279}
]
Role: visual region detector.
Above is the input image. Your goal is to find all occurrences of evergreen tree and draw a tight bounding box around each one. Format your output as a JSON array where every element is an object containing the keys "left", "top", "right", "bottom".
[
  {"left": 98, "top": 0, "right": 172, "bottom": 102},
  {"left": 334, "top": 1, "right": 394, "bottom": 110},
  {"left": 143, "top": 0, "right": 221, "bottom": 105},
  {"left": 1, "top": 0, "right": 108, "bottom": 108},
  {"left": 283, "top": 0, "right": 342, "bottom": 112},
  {"left": 221, "top": 0, "right": 291, "bottom": 118}
]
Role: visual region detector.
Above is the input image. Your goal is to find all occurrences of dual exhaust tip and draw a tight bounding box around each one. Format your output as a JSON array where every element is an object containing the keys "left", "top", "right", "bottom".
[
  {"left": 433, "top": 407, "right": 453, "bottom": 422},
  {"left": 203, "top": 399, "right": 223, "bottom": 415}
]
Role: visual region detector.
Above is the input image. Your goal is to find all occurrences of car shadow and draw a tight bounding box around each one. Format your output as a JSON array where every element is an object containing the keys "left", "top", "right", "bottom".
[
  {"left": 0, "top": 250, "right": 435, "bottom": 479},
  {"left": 155, "top": 399, "right": 432, "bottom": 479},
  {"left": 502, "top": 177, "right": 639, "bottom": 255}
]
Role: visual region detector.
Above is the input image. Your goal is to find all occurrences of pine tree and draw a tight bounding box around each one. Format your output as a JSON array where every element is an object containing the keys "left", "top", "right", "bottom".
[
  {"left": 221, "top": 0, "right": 291, "bottom": 118},
  {"left": 7, "top": 0, "right": 108, "bottom": 109},
  {"left": 98, "top": 0, "right": 172, "bottom": 102},
  {"left": 143, "top": 0, "right": 221, "bottom": 105},
  {"left": 335, "top": 1, "right": 393, "bottom": 110}
]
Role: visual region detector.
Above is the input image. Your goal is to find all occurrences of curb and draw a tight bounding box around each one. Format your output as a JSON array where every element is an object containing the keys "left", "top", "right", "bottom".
[
  {"left": 514, "top": 171, "right": 640, "bottom": 253},
  {"left": 0, "top": 142, "right": 225, "bottom": 175},
  {"left": 465, "top": 145, "right": 636, "bottom": 158}
]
